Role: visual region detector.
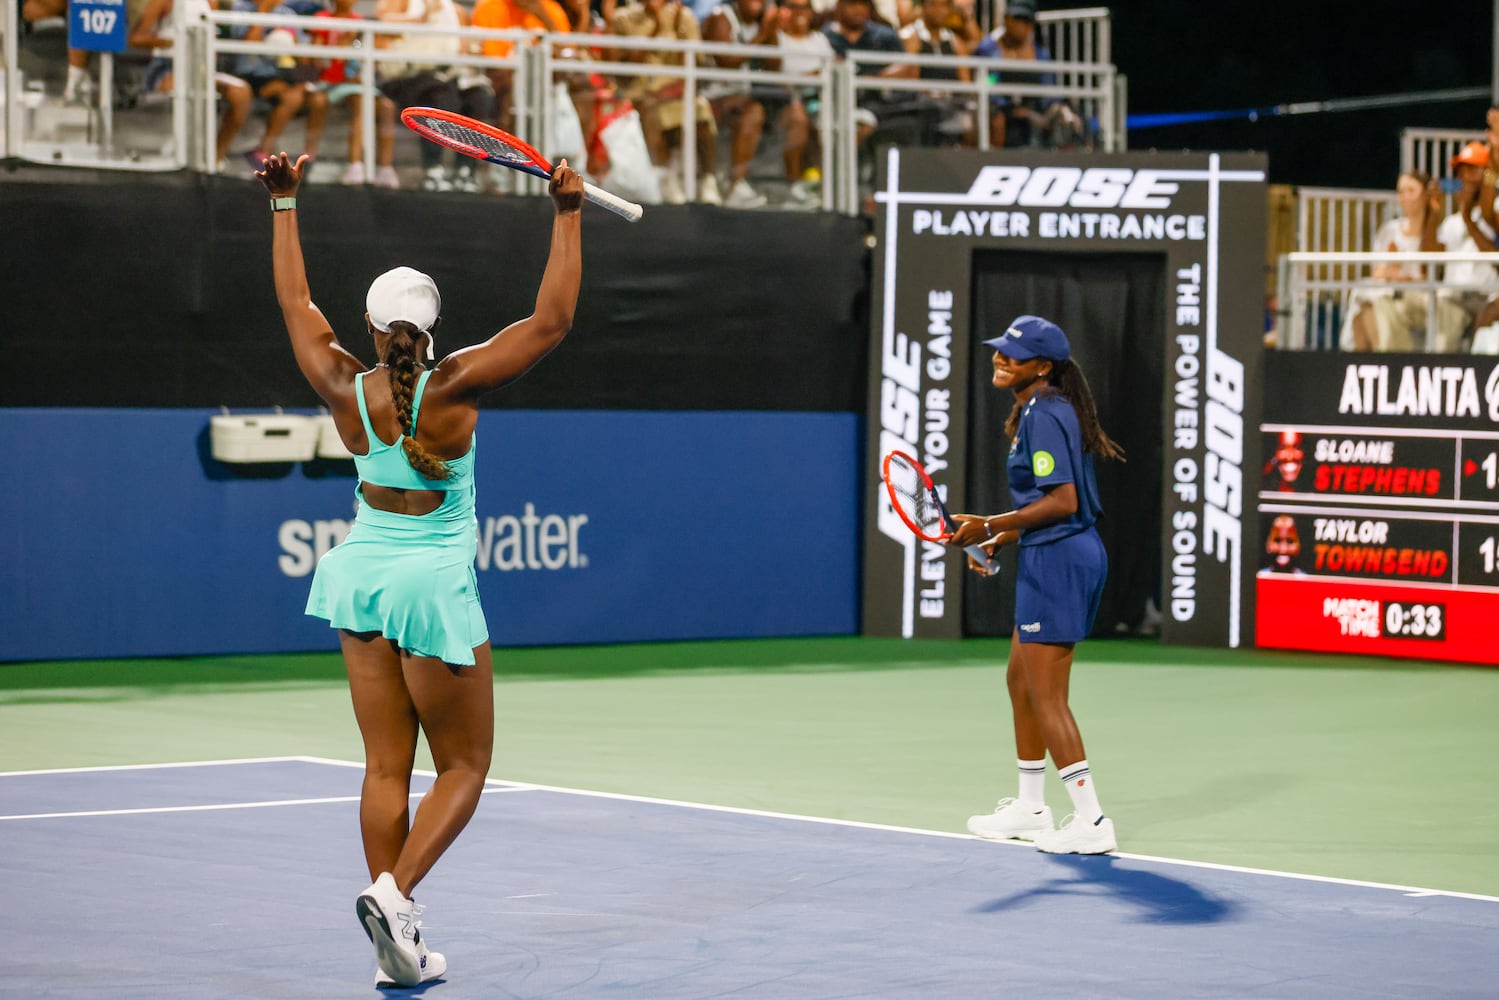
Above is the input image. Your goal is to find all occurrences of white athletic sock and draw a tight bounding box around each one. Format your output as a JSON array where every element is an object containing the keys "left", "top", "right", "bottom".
[
  {"left": 65, "top": 65, "right": 87, "bottom": 99},
  {"left": 1057, "top": 759, "right": 1104, "bottom": 825},
  {"left": 1017, "top": 758, "right": 1047, "bottom": 807}
]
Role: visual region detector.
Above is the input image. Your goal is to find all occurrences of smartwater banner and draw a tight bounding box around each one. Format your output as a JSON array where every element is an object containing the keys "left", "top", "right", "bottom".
[{"left": 0, "top": 409, "right": 859, "bottom": 662}]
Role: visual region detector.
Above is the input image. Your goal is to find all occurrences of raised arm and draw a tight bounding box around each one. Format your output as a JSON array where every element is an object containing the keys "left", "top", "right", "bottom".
[
  {"left": 431, "top": 164, "right": 584, "bottom": 399},
  {"left": 256, "top": 153, "right": 364, "bottom": 403}
]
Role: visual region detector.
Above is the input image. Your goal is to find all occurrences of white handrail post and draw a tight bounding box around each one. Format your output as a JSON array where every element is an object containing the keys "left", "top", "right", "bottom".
[
  {"left": 2, "top": 0, "right": 17, "bottom": 161},
  {"left": 201, "top": 16, "right": 218, "bottom": 172},
  {"left": 360, "top": 25, "right": 375, "bottom": 176},
  {"left": 681, "top": 50, "right": 697, "bottom": 202},
  {"left": 836, "top": 59, "right": 856, "bottom": 216},
  {"left": 99, "top": 51, "right": 114, "bottom": 155}
]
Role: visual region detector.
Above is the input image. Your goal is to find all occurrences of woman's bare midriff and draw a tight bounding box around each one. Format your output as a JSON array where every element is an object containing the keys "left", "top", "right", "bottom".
[{"left": 362, "top": 483, "right": 445, "bottom": 516}]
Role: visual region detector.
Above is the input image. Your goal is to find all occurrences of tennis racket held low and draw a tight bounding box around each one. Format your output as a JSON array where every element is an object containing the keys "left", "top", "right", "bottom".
[
  {"left": 945, "top": 514, "right": 1004, "bottom": 576},
  {"left": 881, "top": 450, "right": 1000, "bottom": 575}
]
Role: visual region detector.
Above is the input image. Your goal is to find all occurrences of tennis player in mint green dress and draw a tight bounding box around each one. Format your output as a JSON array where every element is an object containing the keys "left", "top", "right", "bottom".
[{"left": 256, "top": 151, "right": 584, "bottom": 988}]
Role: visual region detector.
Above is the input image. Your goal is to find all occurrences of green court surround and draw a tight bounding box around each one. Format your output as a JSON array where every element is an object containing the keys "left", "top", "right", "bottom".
[{"left": 4, "top": 637, "right": 1496, "bottom": 897}]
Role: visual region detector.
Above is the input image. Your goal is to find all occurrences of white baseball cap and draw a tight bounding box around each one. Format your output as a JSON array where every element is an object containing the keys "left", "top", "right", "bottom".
[{"left": 367, "top": 266, "right": 441, "bottom": 338}]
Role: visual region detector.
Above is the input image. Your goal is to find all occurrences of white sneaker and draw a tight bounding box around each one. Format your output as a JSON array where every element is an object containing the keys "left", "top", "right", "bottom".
[
  {"left": 372, "top": 165, "right": 400, "bottom": 190},
  {"left": 658, "top": 167, "right": 686, "bottom": 205},
  {"left": 698, "top": 173, "right": 723, "bottom": 205},
  {"left": 340, "top": 161, "right": 365, "bottom": 185},
  {"left": 787, "top": 179, "right": 819, "bottom": 208},
  {"left": 421, "top": 166, "right": 452, "bottom": 192},
  {"left": 64, "top": 76, "right": 97, "bottom": 106},
  {"left": 374, "top": 945, "right": 446, "bottom": 987},
  {"left": 966, "top": 797, "right": 1053, "bottom": 842},
  {"left": 724, "top": 178, "right": 767, "bottom": 208},
  {"left": 454, "top": 165, "right": 480, "bottom": 193},
  {"left": 357, "top": 872, "right": 439, "bottom": 987},
  {"left": 1034, "top": 813, "right": 1117, "bottom": 855}
]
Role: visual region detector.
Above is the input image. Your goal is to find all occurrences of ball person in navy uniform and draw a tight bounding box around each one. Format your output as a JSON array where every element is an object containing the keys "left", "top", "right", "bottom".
[{"left": 949, "top": 315, "right": 1125, "bottom": 854}]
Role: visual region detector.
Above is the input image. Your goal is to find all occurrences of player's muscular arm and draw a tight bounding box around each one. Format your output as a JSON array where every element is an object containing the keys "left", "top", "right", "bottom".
[
  {"left": 432, "top": 166, "right": 584, "bottom": 399},
  {"left": 261, "top": 154, "right": 363, "bottom": 405}
]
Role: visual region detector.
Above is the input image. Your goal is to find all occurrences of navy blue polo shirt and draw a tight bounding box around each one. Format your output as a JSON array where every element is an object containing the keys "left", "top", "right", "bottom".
[{"left": 1007, "top": 391, "right": 1102, "bottom": 546}]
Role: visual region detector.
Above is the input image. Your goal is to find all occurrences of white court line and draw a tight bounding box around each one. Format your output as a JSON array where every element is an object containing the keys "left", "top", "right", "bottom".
[
  {"left": 8, "top": 756, "right": 1498, "bottom": 904},
  {"left": 292, "top": 755, "right": 520, "bottom": 788},
  {"left": 0, "top": 785, "right": 522, "bottom": 822},
  {"left": 0, "top": 755, "right": 309, "bottom": 778}
]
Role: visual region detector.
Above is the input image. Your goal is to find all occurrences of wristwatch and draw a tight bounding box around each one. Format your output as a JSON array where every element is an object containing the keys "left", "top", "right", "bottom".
[{"left": 270, "top": 196, "right": 297, "bottom": 212}]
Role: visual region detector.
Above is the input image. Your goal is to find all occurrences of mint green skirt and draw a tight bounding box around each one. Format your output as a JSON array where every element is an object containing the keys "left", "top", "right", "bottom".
[{"left": 305, "top": 499, "right": 488, "bottom": 666}]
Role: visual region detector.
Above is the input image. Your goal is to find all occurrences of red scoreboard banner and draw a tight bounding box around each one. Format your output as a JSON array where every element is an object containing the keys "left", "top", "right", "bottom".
[{"left": 1256, "top": 353, "right": 1499, "bottom": 665}]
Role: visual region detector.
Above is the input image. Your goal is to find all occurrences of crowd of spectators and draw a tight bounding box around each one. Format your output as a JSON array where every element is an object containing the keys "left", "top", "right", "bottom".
[
  {"left": 1337, "top": 106, "right": 1499, "bottom": 355},
  {"left": 18, "top": 0, "right": 1086, "bottom": 204}
]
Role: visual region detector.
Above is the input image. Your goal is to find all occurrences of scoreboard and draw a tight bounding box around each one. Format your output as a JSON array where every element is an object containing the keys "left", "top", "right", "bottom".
[{"left": 1256, "top": 353, "right": 1499, "bottom": 664}]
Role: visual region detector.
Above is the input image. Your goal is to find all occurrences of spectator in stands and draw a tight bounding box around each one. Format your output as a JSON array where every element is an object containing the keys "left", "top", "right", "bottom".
[
  {"left": 1479, "top": 105, "right": 1499, "bottom": 234},
  {"left": 771, "top": 0, "right": 833, "bottom": 206},
  {"left": 898, "top": 0, "right": 975, "bottom": 145},
  {"left": 1338, "top": 170, "right": 1439, "bottom": 352},
  {"left": 702, "top": 0, "right": 778, "bottom": 208},
  {"left": 23, "top": 0, "right": 149, "bottom": 104},
  {"left": 309, "top": 0, "right": 402, "bottom": 188},
  {"left": 375, "top": 0, "right": 465, "bottom": 191},
  {"left": 552, "top": 0, "right": 616, "bottom": 177},
  {"left": 229, "top": 0, "right": 329, "bottom": 170},
  {"left": 974, "top": 0, "right": 1082, "bottom": 149},
  {"left": 822, "top": 0, "right": 908, "bottom": 155},
  {"left": 1435, "top": 142, "right": 1499, "bottom": 351},
  {"left": 128, "top": 0, "right": 254, "bottom": 167},
  {"left": 609, "top": 0, "right": 723, "bottom": 204},
  {"left": 445, "top": 2, "right": 503, "bottom": 192},
  {"left": 471, "top": 0, "right": 571, "bottom": 140}
]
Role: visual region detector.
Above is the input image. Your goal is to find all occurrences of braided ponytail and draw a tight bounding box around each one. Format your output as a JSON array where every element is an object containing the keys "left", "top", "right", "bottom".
[
  {"left": 384, "top": 321, "right": 452, "bottom": 481},
  {"left": 1003, "top": 359, "right": 1125, "bottom": 462}
]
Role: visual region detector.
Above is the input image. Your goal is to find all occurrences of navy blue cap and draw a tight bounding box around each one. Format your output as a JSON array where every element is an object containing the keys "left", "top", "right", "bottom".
[{"left": 982, "top": 315, "right": 1071, "bottom": 362}]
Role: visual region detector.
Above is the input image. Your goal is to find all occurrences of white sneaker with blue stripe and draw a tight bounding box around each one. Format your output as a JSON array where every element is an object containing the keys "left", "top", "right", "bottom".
[
  {"left": 1034, "top": 812, "right": 1117, "bottom": 854},
  {"left": 358, "top": 872, "right": 446, "bottom": 987}
]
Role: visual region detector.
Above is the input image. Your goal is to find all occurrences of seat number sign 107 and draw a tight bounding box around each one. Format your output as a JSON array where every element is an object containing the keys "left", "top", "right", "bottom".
[{"left": 70, "top": 0, "right": 127, "bottom": 52}]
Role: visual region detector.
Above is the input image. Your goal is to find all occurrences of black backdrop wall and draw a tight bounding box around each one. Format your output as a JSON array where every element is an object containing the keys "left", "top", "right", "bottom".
[
  {"left": 963, "top": 250, "right": 1166, "bottom": 638},
  {"left": 0, "top": 169, "right": 869, "bottom": 411}
]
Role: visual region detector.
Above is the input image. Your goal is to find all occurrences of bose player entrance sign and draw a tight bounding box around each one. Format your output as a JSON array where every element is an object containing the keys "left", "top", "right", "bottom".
[{"left": 863, "top": 148, "right": 1266, "bottom": 649}]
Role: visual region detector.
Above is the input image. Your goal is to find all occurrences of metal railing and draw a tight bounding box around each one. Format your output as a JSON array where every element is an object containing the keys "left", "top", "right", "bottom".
[
  {"left": 533, "top": 30, "right": 840, "bottom": 208},
  {"left": 840, "top": 48, "right": 1117, "bottom": 212},
  {"left": 1295, "top": 129, "right": 1489, "bottom": 258},
  {"left": 203, "top": 11, "right": 533, "bottom": 174},
  {"left": 3, "top": 2, "right": 1115, "bottom": 214},
  {"left": 1401, "top": 126, "right": 1484, "bottom": 179},
  {"left": 1277, "top": 250, "right": 1499, "bottom": 352}
]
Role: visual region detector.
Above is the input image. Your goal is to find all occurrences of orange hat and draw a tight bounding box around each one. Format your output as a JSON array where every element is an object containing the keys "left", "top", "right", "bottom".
[{"left": 1451, "top": 141, "right": 1490, "bottom": 168}]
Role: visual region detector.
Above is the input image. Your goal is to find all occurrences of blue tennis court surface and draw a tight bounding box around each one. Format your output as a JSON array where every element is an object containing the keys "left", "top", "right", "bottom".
[{"left": 3, "top": 758, "right": 1494, "bottom": 998}]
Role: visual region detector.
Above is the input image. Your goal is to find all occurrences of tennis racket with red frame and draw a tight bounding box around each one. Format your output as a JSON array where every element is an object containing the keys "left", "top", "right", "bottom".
[
  {"left": 400, "top": 107, "right": 643, "bottom": 222},
  {"left": 882, "top": 450, "right": 999, "bottom": 573}
]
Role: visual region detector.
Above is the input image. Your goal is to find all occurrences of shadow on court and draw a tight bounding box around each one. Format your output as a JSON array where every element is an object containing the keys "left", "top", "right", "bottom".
[{"left": 972, "top": 853, "right": 1239, "bottom": 925}]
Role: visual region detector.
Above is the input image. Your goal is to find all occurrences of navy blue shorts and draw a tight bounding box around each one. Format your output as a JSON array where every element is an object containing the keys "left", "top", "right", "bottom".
[{"left": 1014, "top": 528, "right": 1107, "bottom": 644}]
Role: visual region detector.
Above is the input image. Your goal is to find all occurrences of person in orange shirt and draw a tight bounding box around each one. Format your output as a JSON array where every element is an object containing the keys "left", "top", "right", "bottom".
[{"left": 472, "top": 0, "right": 572, "bottom": 130}]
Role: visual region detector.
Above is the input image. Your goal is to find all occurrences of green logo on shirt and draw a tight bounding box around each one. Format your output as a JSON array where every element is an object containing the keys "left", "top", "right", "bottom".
[{"left": 1033, "top": 450, "right": 1055, "bottom": 477}]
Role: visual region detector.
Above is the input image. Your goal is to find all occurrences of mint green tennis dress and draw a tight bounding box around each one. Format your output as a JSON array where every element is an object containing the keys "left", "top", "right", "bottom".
[{"left": 305, "top": 369, "right": 488, "bottom": 665}]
